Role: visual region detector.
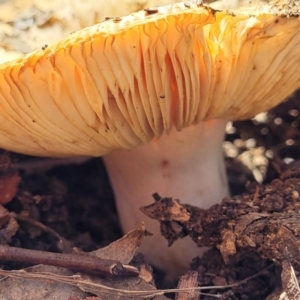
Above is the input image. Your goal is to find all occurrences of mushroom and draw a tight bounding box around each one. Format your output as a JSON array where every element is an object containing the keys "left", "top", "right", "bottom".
[{"left": 0, "top": 1, "right": 299, "bottom": 275}]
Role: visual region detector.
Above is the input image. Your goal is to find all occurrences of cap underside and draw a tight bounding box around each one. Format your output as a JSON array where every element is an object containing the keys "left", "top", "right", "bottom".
[{"left": 0, "top": 1, "right": 299, "bottom": 156}]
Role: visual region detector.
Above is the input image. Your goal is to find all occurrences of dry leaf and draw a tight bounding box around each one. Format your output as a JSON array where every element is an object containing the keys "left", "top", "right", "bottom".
[
  {"left": 141, "top": 196, "right": 190, "bottom": 222},
  {"left": 0, "top": 173, "right": 20, "bottom": 205},
  {"left": 75, "top": 223, "right": 167, "bottom": 300},
  {"left": 281, "top": 260, "right": 300, "bottom": 300},
  {"left": 175, "top": 271, "right": 199, "bottom": 300},
  {"left": 92, "top": 223, "right": 146, "bottom": 264},
  {"left": 77, "top": 224, "right": 169, "bottom": 299},
  {"left": 0, "top": 265, "right": 87, "bottom": 300}
]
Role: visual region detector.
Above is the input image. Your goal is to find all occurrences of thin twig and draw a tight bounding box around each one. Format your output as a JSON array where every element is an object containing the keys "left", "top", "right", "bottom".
[
  {"left": 0, "top": 245, "right": 138, "bottom": 276},
  {"left": 10, "top": 212, "right": 73, "bottom": 253}
]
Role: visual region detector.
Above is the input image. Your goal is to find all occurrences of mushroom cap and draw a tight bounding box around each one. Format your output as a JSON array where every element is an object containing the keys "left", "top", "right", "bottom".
[{"left": 0, "top": 1, "right": 299, "bottom": 157}]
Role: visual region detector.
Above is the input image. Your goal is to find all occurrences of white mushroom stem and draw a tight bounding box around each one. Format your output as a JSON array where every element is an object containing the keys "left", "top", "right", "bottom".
[{"left": 103, "top": 119, "right": 229, "bottom": 276}]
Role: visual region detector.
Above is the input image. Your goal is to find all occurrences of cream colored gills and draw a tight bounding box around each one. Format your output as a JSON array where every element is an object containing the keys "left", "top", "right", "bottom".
[
  {"left": 0, "top": 0, "right": 299, "bottom": 275},
  {"left": 0, "top": 2, "right": 213, "bottom": 156}
]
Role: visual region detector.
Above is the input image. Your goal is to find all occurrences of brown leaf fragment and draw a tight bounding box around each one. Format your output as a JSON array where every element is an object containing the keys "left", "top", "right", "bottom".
[
  {"left": 281, "top": 260, "right": 300, "bottom": 300},
  {"left": 160, "top": 221, "right": 186, "bottom": 246},
  {"left": 219, "top": 229, "right": 237, "bottom": 264},
  {"left": 92, "top": 223, "right": 146, "bottom": 264},
  {"left": 0, "top": 172, "right": 20, "bottom": 205},
  {"left": 175, "top": 271, "right": 199, "bottom": 300},
  {"left": 0, "top": 205, "right": 19, "bottom": 244},
  {"left": 141, "top": 195, "right": 190, "bottom": 222},
  {"left": 138, "top": 263, "right": 153, "bottom": 283}
]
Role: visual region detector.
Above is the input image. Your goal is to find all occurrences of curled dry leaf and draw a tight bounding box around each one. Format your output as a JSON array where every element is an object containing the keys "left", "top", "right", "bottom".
[
  {"left": 91, "top": 222, "right": 146, "bottom": 264},
  {"left": 141, "top": 194, "right": 190, "bottom": 222}
]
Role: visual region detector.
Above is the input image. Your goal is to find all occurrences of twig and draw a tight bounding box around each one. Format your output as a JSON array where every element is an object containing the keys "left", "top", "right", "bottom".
[
  {"left": 0, "top": 245, "right": 138, "bottom": 276},
  {"left": 10, "top": 212, "right": 73, "bottom": 253}
]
